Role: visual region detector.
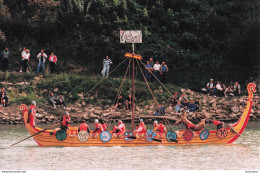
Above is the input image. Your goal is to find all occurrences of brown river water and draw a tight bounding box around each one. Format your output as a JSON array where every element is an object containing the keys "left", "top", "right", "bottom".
[{"left": 0, "top": 122, "right": 259, "bottom": 170}]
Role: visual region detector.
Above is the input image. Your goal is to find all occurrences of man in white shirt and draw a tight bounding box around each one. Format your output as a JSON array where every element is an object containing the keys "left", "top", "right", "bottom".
[
  {"left": 19, "top": 47, "right": 26, "bottom": 72},
  {"left": 101, "top": 55, "right": 112, "bottom": 77},
  {"left": 20, "top": 48, "right": 30, "bottom": 73},
  {"left": 36, "top": 49, "right": 47, "bottom": 73},
  {"left": 207, "top": 79, "right": 216, "bottom": 97},
  {"left": 153, "top": 60, "right": 161, "bottom": 80}
]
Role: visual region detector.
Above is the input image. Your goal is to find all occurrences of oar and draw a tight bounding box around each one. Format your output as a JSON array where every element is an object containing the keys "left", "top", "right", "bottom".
[
  {"left": 127, "top": 136, "right": 162, "bottom": 142},
  {"left": 168, "top": 138, "right": 178, "bottom": 143},
  {"left": 11, "top": 123, "right": 60, "bottom": 146}
]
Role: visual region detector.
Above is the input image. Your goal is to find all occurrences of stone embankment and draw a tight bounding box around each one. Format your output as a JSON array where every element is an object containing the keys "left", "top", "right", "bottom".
[{"left": 0, "top": 88, "right": 259, "bottom": 125}]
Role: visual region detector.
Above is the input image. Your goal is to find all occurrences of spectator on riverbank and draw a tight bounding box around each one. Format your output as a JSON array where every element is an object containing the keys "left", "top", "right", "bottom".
[
  {"left": 115, "top": 95, "right": 124, "bottom": 111},
  {"left": 224, "top": 85, "right": 234, "bottom": 98},
  {"left": 49, "top": 92, "right": 56, "bottom": 108},
  {"left": 124, "top": 95, "right": 132, "bottom": 110},
  {"left": 145, "top": 60, "right": 153, "bottom": 82},
  {"left": 153, "top": 60, "right": 161, "bottom": 80},
  {"left": 149, "top": 58, "right": 154, "bottom": 82},
  {"left": 216, "top": 81, "right": 224, "bottom": 97},
  {"left": 233, "top": 82, "right": 241, "bottom": 96},
  {"left": 159, "top": 61, "right": 168, "bottom": 83},
  {"left": 179, "top": 93, "right": 188, "bottom": 104},
  {"left": 20, "top": 47, "right": 27, "bottom": 72},
  {"left": 195, "top": 98, "right": 200, "bottom": 111},
  {"left": 175, "top": 101, "right": 182, "bottom": 113},
  {"left": 20, "top": 49, "right": 30, "bottom": 73},
  {"left": 188, "top": 100, "right": 196, "bottom": 112},
  {"left": 36, "top": 49, "right": 47, "bottom": 73},
  {"left": 101, "top": 55, "right": 112, "bottom": 77},
  {"left": 55, "top": 93, "right": 66, "bottom": 109},
  {"left": 170, "top": 91, "right": 179, "bottom": 106},
  {"left": 0, "top": 47, "right": 10, "bottom": 72},
  {"left": 181, "top": 99, "right": 189, "bottom": 111},
  {"left": 154, "top": 105, "right": 165, "bottom": 116},
  {"left": 207, "top": 79, "right": 216, "bottom": 97},
  {"left": 49, "top": 52, "right": 57, "bottom": 74},
  {"left": 0, "top": 88, "right": 8, "bottom": 107}
]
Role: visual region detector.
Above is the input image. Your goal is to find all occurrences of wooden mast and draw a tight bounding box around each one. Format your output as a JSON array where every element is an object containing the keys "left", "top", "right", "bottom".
[{"left": 131, "top": 43, "right": 135, "bottom": 131}]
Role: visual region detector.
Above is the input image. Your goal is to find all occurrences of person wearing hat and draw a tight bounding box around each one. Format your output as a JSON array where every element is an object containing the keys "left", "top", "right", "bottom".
[
  {"left": 61, "top": 111, "right": 71, "bottom": 131},
  {"left": 153, "top": 120, "right": 159, "bottom": 131},
  {"left": 27, "top": 101, "right": 36, "bottom": 127},
  {"left": 206, "top": 79, "right": 216, "bottom": 97},
  {"left": 20, "top": 47, "right": 30, "bottom": 73},
  {"left": 92, "top": 119, "right": 104, "bottom": 137}
]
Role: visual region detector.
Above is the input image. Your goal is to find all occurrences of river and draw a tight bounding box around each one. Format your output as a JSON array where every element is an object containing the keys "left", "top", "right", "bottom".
[{"left": 0, "top": 122, "right": 259, "bottom": 170}]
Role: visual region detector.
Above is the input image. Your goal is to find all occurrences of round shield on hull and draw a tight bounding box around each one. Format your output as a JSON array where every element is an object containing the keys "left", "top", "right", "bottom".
[
  {"left": 124, "top": 131, "right": 134, "bottom": 142},
  {"left": 100, "top": 131, "right": 112, "bottom": 142},
  {"left": 216, "top": 128, "right": 228, "bottom": 139},
  {"left": 78, "top": 130, "right": 89, "bottom": 142},
  {"left": 199, "top": 130, "right": 209, "bottom": 140},
  {"left": 145, "top": 130, "right": 157, "bottom": 142},
  {"left": 166, "top": 130, "right": 177, "bottom": 142},
  {"left": 56, "top": 130, "right": 67, "bottom": 141}
]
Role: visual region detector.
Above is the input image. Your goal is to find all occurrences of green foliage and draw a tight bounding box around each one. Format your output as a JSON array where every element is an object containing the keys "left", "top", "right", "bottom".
[{"left": 0, "top": 0, "right": 258, "bottom": 89}]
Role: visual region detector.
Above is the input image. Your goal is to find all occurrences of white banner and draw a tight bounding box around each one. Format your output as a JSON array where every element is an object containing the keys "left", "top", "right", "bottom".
[{"left": 120, "top": 30, "right": 142, "bottom": 43}]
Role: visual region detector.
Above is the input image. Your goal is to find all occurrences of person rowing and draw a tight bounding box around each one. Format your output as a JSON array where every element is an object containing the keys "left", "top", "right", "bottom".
[
  {"left": 212, "top": 120, "right": 241, "bottom": 136},
  {"left": 153, "top": 120, "right": 159, "bottom": 131},
  {"left": 78, "top": 120, "right": 90, "bottom": 133},
  {"left": 134, "top": 119, "right": 147, "bottom": 137},
  {"left": 112, "top": 120, "right": 126, "bottom": 137},
  {"left": 92, "top": 119, "right": 104, "bottom": 137},
  {"left": 154, "top": 120, "right": 167, "bottom": 137},
  {"left": 61, "top": 111, "right": 71, "bottom": 131},
  {"left": 100, "top": 119, "right": 107, "bottom": 131},
  {"left": 174, "top": 109, "right": 205, "bottom": 132}
]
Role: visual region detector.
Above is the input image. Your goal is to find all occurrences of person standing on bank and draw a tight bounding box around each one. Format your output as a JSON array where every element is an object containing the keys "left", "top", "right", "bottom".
[
  {"left": 101, "top": 55, "right": 112, "bottom": 77},
  {"left": 36, "top": 49, "right": 47, "bottom": 73},
  {"left": 159, "top": 61, "right": 169, "bottom": 83},
  {"left": 49, "top": 52, "right": 57, "bottom": 73},
  {"left": 0, "top": 47, "right": 10, "bottom": 72}
]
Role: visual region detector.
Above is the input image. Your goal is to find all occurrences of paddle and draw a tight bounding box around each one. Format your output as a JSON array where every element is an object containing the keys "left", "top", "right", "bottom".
[
  {"left": 168, "top": 139, "right": 178, "bottom": 143},
  {"left": 11, "top": 123, "right": 60, "bottom": 146},
  {"left": 127, "top": 136, "right": 162, "bottom": 142}
]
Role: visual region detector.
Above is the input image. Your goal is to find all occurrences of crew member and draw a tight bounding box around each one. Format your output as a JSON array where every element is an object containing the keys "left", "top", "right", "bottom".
[
  {"left": 153, "top": 120, "right": 159, "bottom": 131},
  {"left": 27, "top": 101, "right": 36, "bottom": 127},
  {"left": 134, "top": 119, "right": 147, "bottom": 135},
  {"left": 213, "top": 120, "right": 240, "bottom": 136},
  {"left": 78, "top": 120, "right": 90, "bottom": 133},
  {"left": 100, "top": 119, "right": 107, "bottom": 131},
  {"left": 117, "top": 120, "right": 126, "bottom": 134},
  {"left": 158, "top": 121, "right": 167, "bottom": 134},
  {"left": 92, "top": 119, "right": 104, "bottom": 136},
  {"left": 61, "top": 111, "right": 71, "bottom": 131}
]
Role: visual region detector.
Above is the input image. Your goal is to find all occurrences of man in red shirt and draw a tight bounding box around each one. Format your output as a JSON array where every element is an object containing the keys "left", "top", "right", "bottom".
[
  {"left": 61, "top": 111, "right": 71, "bottom": 131},
  {"left": 27, "top": 101, "right": 36, "bottom": 127},
  {"left": 78, "top": 120, "right": 90, "bottom": 133},
  {"left": 92, "top": 119, "right": 104, "bottom": 137}
]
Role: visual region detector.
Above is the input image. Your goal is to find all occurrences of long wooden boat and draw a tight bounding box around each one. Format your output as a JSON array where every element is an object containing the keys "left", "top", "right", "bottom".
[{"left": 21, "top": 83, "right": 256, "bottom": 147}]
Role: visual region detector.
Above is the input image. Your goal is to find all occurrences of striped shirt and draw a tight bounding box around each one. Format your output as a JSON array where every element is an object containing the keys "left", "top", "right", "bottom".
[{"left": 103, "top": 59, "right": 112, "bottom": 66}]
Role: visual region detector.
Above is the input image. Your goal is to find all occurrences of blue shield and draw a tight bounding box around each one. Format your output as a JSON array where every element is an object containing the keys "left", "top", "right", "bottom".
[
  {"left": 166, "top": 130, "right": 177, "bottom": 142},
  {"left": 145, "top": 130, "right": 157, "bottom": 142},
  {"left": 100, "top": 131, "right": 112, "bottom": 142},
  {"left": 56, "top": 130, "right": 67, "bottom": 141},
  {"left": 124, "top": 131, "right": 134, "bottom": 142},
  {"left": 199, "top": 130, "right": 209, "bottom": 140}
]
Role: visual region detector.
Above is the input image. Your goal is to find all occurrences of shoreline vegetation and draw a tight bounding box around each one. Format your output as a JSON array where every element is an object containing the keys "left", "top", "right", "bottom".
[{"left": 0, "top": 72, "right": 259, "bottom": 125}]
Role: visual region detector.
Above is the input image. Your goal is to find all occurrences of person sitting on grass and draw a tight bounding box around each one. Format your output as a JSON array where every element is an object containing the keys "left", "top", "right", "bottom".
[
  {"left": 171, "top": 92, "right": 179, "bottom": 106},
  {"left": 124, "top": 95, "right": 133, "bottom": 110},
  {"left": 115, "top": 95, "right": 124, "bottom": 111},
  {"left": 207, "top": 79, "right": 216, "bottom": 97},
  {"left": 224, "top": 85, "right": 234, "bottom": 98},
  {"left": 233, "top": 82, "right": 241, "bottom": 96},
  {"left": 188, "top": 100, "right": 196, "bottom": 112},
  {"left": 154, "top": 105, "right": 165, "bottom": 116},
  {"left": 175, "top": 101, "right": 182, "bottom": 113},
  {"left": 55, "top": 93, "right": 66, "bottom": 109},
  {"left": 49, "top": 92, "right": 56, "bottom": 108},
  {"left": 216, "top": 81, "right": 224, "bottom": 97}
]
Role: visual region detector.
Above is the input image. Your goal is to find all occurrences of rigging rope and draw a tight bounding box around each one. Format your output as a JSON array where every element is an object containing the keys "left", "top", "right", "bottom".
[{"left": 136, "top": 60, "right": 173, "bottom": 131}]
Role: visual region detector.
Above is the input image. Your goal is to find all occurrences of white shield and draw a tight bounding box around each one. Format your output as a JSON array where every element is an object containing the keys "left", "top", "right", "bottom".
[{"left": 78, "top": 130, "right": 89, "bottom": 142}]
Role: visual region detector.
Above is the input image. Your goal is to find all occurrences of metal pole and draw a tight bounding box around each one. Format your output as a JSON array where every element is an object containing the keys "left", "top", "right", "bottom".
[{"left": 131, "top": 43, "right": 135, "bottom": 131}]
